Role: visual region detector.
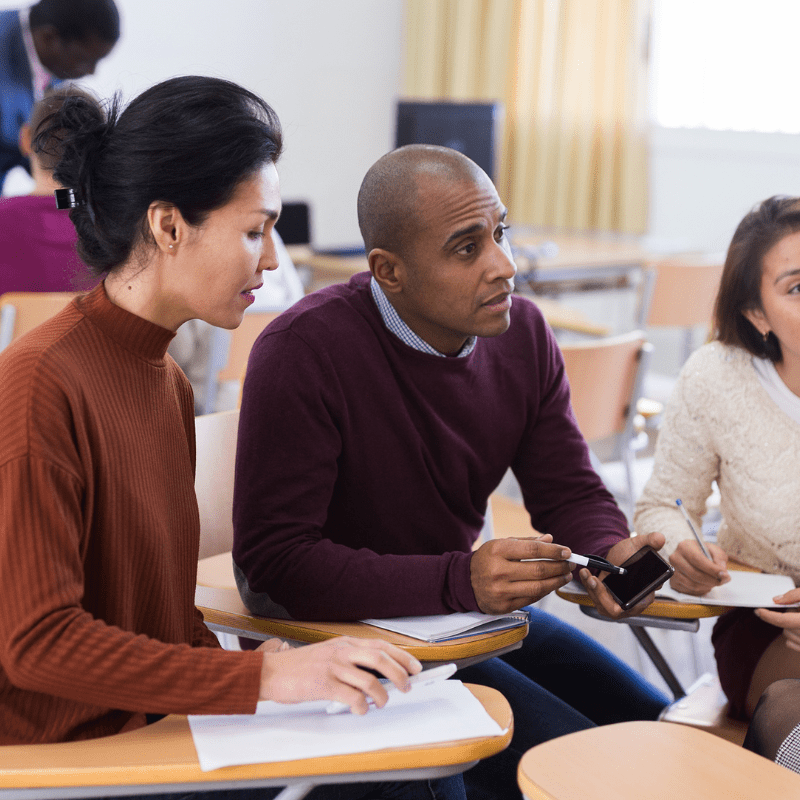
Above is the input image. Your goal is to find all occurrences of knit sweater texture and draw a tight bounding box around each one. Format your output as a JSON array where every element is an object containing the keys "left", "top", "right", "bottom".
[
  {"left": 233, "top": 272, "right": 628, "bottom": 621},
  {"left": 634, "top": 342, "right": 800, "bottom": 580},
  {"left": 0, "top": 284, "right": 261, "bottom": 744}
]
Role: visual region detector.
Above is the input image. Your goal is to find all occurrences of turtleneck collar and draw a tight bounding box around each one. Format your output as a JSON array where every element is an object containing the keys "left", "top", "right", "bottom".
[{"left": 75, "top": 283, "right": 177, "bottom": 366}]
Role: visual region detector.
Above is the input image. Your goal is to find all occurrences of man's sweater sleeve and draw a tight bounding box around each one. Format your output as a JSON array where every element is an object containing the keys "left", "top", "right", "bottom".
[
  {"left": 511, "top": 324, "right": 629, "bottom": 557},
  {"left": 233, "top": 327, "right": 478, "bottom": 621}
]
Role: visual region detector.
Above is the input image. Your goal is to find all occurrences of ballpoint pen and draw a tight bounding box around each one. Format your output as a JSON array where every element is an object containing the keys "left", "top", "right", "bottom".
[
  {"left": 567, "top": 553, "right": 627, "bottom": 576},
  {"left": 675, "top": 498, "right": 713, "bottom": 560},
  {"left": 325, "top": 662, "right": 458, "bottom": 715},
  {"left": 523, "top": 554, "right": 627, "bottom": 575}
]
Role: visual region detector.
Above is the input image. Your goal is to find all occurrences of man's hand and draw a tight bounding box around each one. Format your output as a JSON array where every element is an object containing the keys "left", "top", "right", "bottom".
[
  {"left": 579, "top": 531, "right": 666, "bottom": 619},
  {"left": 756, "top": 589, "right": 800, "bottom": 651},
  {"left": 470, "top": 535, "right": 573, "bottom": 614},
  {"left": 668, "top": 540, "right": 729, "bottom": 595},
  {"left": 259, "top": 636, "right": 423, "bottom": 714}
]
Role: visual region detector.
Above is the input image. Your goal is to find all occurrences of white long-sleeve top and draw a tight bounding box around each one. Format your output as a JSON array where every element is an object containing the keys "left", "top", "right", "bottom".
[{"left": 634, "top": 342, "right": 800, "bottom": 582}]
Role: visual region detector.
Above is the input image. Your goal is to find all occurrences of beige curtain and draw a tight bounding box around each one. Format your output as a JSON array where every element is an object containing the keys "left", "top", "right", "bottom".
[{"left": 403, "top": 0, "right": 651, "bottom": 234}]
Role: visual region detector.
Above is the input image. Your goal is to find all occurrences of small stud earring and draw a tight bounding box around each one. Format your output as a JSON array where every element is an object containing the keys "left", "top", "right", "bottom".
[
  {"left": 168, "top": 244, "right": 174, "bottom": 249},
  {"left": 763, "top": 330, "right": 770, "bottom": 343}
]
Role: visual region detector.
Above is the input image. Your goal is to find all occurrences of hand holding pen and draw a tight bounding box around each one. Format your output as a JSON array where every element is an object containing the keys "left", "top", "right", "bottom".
[
  {"left": 669, "top": 499, "right": 729, "bottom": 595},
  {"left": 471, "top": 534, "right": 583, "bottom": 613}
]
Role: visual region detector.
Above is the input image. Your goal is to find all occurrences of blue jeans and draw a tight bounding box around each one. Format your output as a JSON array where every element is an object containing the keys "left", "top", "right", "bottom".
[
  {"left": 457, "top": 605, "right": 669, "bottom": 800},
  {"left": 90, "top": 776, "right": 466, "bottom": 800}
]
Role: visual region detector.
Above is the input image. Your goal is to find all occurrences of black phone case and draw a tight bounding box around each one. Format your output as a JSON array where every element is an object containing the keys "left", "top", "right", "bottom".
[{"left": 603, "top": 546, "right": 674, "bottom": 611}]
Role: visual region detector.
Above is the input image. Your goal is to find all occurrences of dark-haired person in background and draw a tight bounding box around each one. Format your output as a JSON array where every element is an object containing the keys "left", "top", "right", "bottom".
[
  {"left": 635, "top": 195, "right": 800, "bottom": 722},
  {"left": 0, "top": 0, "right": 119, "bottom": 191},
  {"left": 0, "top": 76, "right": 463, "bottom": 800},
  {"left": 0, "top": 85, "right": 97, "bottom": 294}
]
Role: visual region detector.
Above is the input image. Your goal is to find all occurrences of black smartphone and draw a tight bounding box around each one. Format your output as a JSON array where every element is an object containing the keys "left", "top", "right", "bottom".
[{"left": 602, "top": 545, "right": 674, "bottom": 611}]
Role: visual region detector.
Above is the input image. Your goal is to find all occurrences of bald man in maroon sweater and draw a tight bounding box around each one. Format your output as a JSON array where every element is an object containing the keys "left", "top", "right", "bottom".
[{"left": 233, "top": 145, "right": 668, "bottom": 800}]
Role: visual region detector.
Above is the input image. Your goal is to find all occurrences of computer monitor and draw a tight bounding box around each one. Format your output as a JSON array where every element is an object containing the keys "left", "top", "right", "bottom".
[
  {"left": 274, "top": 201, "right": 311, "bottom": 246},
  {"left": 395, "top": 100, "right": 502, "bottom": 181}
]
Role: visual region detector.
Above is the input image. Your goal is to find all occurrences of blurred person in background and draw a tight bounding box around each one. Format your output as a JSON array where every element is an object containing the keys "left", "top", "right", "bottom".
[
  {"left": 0, "top": 0, "right": 119, "bottom": 192},
  {"left": 0, "top": 85, "right": 98, "bottom": 295}
]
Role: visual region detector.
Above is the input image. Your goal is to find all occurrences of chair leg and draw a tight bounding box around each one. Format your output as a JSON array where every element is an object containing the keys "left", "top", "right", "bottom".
[{"left": 630, "top": 626, "right": 686, "bottom": 700}]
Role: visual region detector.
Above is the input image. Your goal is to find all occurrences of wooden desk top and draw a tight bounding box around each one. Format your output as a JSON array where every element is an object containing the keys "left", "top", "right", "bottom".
[
  {"left": 517, "top": 720, "right": 800, "bottom": 799},
  {"left": 289, "top": 231, "right": 655, "bottom": 277},
  {"left": 195, "top": 555, "right": 528, "bottom": 663},
  {"left": 511, "top": 230, "right": 651, "bottom": 272},
  {"left": 556, "top": 584, "right": 728, "bottom": 620},
  {"left": 0, "top": 685, "right": 511, "bottom": 793},
  {"left": 285, "top": 248, "right": 609, "bottom": 336}
]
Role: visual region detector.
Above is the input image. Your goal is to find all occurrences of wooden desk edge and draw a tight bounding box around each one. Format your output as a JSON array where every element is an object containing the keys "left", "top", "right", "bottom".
[
  {"left": 556, "top": 587, "right": 729, "bottom": 619},
  {"left": 0, "top": 685, "right": 512, "bottom": 790},
  {"left": 196, "top": 585, "right": 529, "bottom": 660}
]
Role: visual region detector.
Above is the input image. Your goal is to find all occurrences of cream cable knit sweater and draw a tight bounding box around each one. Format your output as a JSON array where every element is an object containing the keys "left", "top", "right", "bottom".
[{"left": 634, "top": 342, "right": 800, "bottom": 583}]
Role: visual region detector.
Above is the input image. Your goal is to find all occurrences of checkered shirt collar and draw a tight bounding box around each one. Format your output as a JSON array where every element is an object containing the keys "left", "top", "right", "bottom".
[{"left": 369, "top": 277, "right": 476, "bottom": 358}]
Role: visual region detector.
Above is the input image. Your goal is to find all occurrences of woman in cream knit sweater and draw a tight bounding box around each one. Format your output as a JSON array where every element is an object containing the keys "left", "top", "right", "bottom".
[{"left": 634, "top": 196, "right": 800, "bottom": 720}]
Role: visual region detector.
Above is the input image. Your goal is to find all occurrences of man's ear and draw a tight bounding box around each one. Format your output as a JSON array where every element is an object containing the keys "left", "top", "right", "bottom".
[
  {"left": 369, "top": 248, "right": 405, "bottom": 295},
  {"left": 146, "top": 201, "right": 186, "bottom": 255},
  {"left": 743, "top": 306, "right": 768, "bottom": 337}
]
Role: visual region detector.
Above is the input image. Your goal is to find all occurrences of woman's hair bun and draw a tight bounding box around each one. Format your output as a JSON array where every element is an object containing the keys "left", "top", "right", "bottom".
[
  {"left": 34, "top": 90, "right": 114, "bottom": 271},
  {"left": 32, "top": 76, "right": 283, "bottom": 277}
]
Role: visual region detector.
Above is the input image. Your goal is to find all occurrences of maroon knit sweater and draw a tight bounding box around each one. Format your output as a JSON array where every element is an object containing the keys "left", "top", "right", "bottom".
[
  {"left": 233, "top": 272, "right": 628, "bottom": 621},
  {"left": 0, "top": 284, "right": 261, "bottom": 744}
]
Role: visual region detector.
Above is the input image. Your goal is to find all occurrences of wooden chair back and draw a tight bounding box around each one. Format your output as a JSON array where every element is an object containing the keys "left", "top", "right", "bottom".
[
  {"left": 0, "top": 291, "right": 79, "bottom": 351},
  {"left": 195, "top": 409, "right": 239, "bottom": 560},
  {"left": 202, "top": 311, "right": 280, "bottom": 414},
  {"left": 559, "top": 330, "right": 648, "bottom": 443},
  {"left": 218, "top": 311, "right": 280, "bottom": 383},
  {"left": 644, "top": 259, "right": 723, "bottom": 329}
]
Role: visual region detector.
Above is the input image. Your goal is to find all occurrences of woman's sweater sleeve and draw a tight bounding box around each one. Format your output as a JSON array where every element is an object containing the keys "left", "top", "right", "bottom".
[{"left": 0, "top": 454, "right": 261, "bottom": 717}]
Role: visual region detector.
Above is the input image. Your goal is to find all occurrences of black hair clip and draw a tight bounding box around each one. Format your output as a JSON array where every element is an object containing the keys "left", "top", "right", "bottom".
[{"left": 54, "top": 188, "right": 83, "bottom": 209}]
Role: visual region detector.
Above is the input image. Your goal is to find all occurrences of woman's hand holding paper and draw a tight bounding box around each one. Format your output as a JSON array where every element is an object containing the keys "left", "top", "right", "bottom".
[{"left": 756, "top": 588, "right": 800, "bottom": 651}]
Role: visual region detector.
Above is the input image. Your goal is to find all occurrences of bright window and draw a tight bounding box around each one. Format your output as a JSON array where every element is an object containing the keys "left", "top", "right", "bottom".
[{"left": 650, "top": 0, "right": 800, "bottom": 133}]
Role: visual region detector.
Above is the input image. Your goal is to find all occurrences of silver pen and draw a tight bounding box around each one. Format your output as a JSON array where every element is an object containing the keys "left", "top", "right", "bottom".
[{"left": 675, "top": 499, "right": 712, "bottom": 560}]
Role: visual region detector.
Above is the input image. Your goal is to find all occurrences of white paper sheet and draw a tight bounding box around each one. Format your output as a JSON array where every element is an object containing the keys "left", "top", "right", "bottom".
[
  {"left": 562, "top": 571, "right": 798, "bottom": 608},
  {"left": 657, "top": 570, "right": 797, "bottom": 607},
  {"left": 188, "top": 679, "right": 507, "bottom": 772}
]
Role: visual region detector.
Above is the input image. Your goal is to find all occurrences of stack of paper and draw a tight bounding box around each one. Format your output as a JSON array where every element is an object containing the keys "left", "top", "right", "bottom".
[
  {"left": 360, "top": 610, "right": 529, "bottom": 642},
  {"left": 188, "top": 679, "right": 507, "bottom": 772}
]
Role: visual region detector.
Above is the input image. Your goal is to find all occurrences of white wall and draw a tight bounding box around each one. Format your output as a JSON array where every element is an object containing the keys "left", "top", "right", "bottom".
[
  {"left": 648, "top": 126, "right": 800, "bottom": 255},
  {"left": 2, "top": 0, "right": 405, "bottom": 248},
  {"left": 11, "top": 0, "right": 800, "bottom": 256}
]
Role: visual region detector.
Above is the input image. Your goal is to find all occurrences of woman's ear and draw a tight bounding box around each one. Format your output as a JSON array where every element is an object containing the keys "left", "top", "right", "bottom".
[
  {"left": 146, "top": 201, "right": 185, "bottom": 255},
  {"left": 743, "top": 306, "right": 768, "bottom": 338}
]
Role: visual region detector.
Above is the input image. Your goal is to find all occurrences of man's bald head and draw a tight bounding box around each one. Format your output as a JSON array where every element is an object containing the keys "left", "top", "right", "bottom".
[{"left": 357, "top": 145, "right": 488, "bottom": 259}]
